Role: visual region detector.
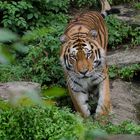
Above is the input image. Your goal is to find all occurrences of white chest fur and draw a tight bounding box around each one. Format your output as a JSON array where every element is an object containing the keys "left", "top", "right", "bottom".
[{"left": 79, "top": 78, "right": 91, "bottom": 90}]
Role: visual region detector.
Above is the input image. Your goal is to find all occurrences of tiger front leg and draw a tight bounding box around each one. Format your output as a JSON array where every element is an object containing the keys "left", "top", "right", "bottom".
[
  {"left": 95, "top": 73, "right": 112, "bottom": 118},
  {"left": 67, "top": 77, "right": 91, "bottom": 117},
  {"left": 69, "top": 90, "right": 90, "bottom": 118}
]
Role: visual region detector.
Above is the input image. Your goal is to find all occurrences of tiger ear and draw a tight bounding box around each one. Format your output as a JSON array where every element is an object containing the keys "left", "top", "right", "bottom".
[
  {"left": 60, "top": 35, "right": 67, "bottom": 43},
  {"left": 90, "top": 30, "right": 98, "bottom": 38}
]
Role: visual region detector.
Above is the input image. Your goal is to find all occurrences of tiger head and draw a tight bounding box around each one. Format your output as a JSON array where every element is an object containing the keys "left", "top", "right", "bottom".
[{"left": 60, "top": 28, "right": 106, "bottom": 79}]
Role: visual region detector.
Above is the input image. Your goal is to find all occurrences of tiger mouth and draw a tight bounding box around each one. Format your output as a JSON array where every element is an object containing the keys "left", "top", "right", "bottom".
[
  {"left": 81, "top": 75, "right": 89, "bottom": 78},
  {"left": 79, "top": 74, "right": 93, "bottom": 79}
]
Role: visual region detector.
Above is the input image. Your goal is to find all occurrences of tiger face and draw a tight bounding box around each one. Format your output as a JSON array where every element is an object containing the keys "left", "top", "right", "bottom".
[{"left": 60, "top": 35, "right": 106, "bottom": 80}]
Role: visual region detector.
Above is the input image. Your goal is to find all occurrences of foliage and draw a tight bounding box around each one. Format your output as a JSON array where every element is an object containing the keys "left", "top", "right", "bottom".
[
  {"left": 71, "top": 0, "right": 98, "bottom": 8},
  {"left": 0, "top": 0, "right": 69, "bottom": 86},
  {"left": 42, "top": 86, "right": 67, "bottom": 99},
  {"left": 0, "top": 29, "right": 29, "bottom": 64},
  {"left": 106, "top": 15, "right": 140, "bottom": 48},
  {"left": 129, "top": 27, "right": 140, "bottom": 46},
  {"left": 0, "top": 28, "right": 66, "bottom": 85},
  {"left": 105, "top": 15, "right": 131, "bottom": 48},
  {"left": 108, "top": 65, "right": 118, "bottom": 79},
  {"left": 0, "top": 105, "right": 85, "bottom": 140},
  {"left": 0, "top": 64, "right": 25, "bottom": 82},
  {"left": 21, "top": 26, "right": 66, "bottom": 86},
  {"left": 0, "top": 0, "right": 70, "bottom": 33},
  {"left": 0, "top": 100, "right": 140, "bottom": 140},
  {"left": 0, "top": 1, "right": 34, "bottom": 32},
  {"left": 85, "top": 120, "right": 140, "bottom": 135},
  {"left": 0, "top": 29, "right": 17, "bottom": 64},
  {"left": 101, "top": 121, "right": 140, "bottom": 135},
  {"left": 0, "top": 28, "right": 18, "bottom": 42},
  {"left": 134, "top": 2, "right": 140, "bottom": 9},
  {"left": 119, "top": 64, "right": 140, "bottom": 80},
  {"left": 109, "top": 64, "right": 140, "bottom": 80}
]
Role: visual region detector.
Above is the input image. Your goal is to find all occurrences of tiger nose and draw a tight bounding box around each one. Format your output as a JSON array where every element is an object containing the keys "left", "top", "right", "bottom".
[{"left": 79, "top": 69, "right": 88, "bottom": 75}]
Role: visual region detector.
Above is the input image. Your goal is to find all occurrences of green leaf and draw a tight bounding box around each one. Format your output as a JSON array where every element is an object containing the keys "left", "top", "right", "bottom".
[
  {"left": 43, "top": 86, "right": 66, "bottom": 98},
  {"left": 27, "top": 14, "right": 33, "bottom": 20},
  {"left": 0, "top": 29, "right": 18, "bottom": 42},
  {"left": 0, "top": 46, "right": 14, "bottom": 64},
  {"left": 13, "top": 42, "right": 29, "bottom": 53},
  {"left": 34, "top": 13, "right": 38, "bottom": 19}
]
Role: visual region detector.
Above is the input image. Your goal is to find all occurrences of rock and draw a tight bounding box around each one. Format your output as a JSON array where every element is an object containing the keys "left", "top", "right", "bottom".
[
  {"left": 110, "top": 79, "right": 140, "bottom": 124},
  {"left": 113, "top": 5, "right": 140, "bottom": 26},
  {"left": 0, "top": 82, "right": 41, "bottom": 100},
  {"left": 107, "top": 47, "right": 140, "bottom": 67}
]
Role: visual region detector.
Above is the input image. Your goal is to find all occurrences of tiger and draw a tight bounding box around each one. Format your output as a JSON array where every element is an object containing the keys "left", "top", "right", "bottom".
[{"left": 60, "top": 0, "right": 120, "bottom": 118}]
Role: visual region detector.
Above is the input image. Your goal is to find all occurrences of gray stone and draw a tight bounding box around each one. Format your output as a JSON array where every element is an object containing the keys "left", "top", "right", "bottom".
[
  {"left": 0, "top": 82, "right": 41, "bottom": 100},
  {"left": 110, "top": 79, "right": 140, "bottom": 124},
  {"left": 107, "top": 47, "right": 140, "bottom": 67},
  {"left": 113, "top": 5, "right": 140, "bottom": 26}
]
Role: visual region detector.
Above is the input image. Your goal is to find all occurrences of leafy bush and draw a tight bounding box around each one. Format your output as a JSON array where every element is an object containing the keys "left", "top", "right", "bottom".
[
  {"left": 0, "top": 0, "right": 70, "bottom": 33},
  {"left": 0, "top": 29, "right": 18, "bottom": 64},
  {"left": 21, "top": 25, "right": 67, "bottom": 86},
  {"left": 0, "top": 26, "right": 66, "bottom": 86},
  {"left": 0, "top": 102, "right": 140, "bottom": 140},
  {"left": 119, "top": 64, "right": 140, "bottom": 80},
  {"left": 101, "top": 121, "right": 140, "bottom": 135},
  {"left": 0, "top": 0, "right": 69, "bottom": 86},
  {"left": 0, "top": 64, "right": 25, "bottom": 82},
  {"left": 0, "top": 105, "right": 86, "bottom": 140},
  {"left": 106, "top": 15, "right": 140, "bottom": 48},
  {"left": 0, "top": 1, "right": 35, "bottom": 32},
  {"left": 129, "top": 27, "right": 140, "bottom": 46},
  {"left": 134, "top": 2, "right": 140, "bottom": 9},
  {"left": 71, "top": 0, "right": 97, "bottom": 8},
  {"left": 105, "top": 15, "right": 131, "bottom": 48},
  {"left": 109, "top": 64, "right": 140, "bottom": 80}
]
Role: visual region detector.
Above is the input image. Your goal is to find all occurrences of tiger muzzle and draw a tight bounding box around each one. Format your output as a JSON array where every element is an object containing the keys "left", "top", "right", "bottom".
[
  {"left": 76, "top": 59, "right": 90, "bottom": 75},
  {"left": 76, "top": 50, "right": 92, "bottom": 76}
]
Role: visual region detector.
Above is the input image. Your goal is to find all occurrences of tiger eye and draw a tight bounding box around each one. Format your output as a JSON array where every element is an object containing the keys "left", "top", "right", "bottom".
[
  {"left": 84, "top": 48, "right": 89, "bottom": 52},
  {"left": 69, "top": 51, "right": 76, "bottom": 58}
]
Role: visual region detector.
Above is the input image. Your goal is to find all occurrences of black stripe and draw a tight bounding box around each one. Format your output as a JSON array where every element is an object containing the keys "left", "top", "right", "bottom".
[
  {"left": 91, "top": 41, "right": 98, "bottom": 49},
  {"left": 71, "top": 88, "right": 87, "bottom": 94},
  {"left": 91, "top": 76, "right": 99, "bottom": 82},
  {"left": 73, "top": 44, "right": 78, "bottom": 48},
  {"left": 64, "top": 54, "right": 71, "bottom": 70},
  {"left": 91, "top": 44, "right": 94, "bottom": 49},
  {"left": 66, "top": 55, "right": 72, "bottom": 68},
  {"left": 73, "top": 79, "right": 82, "bottom": 88},
  {"left": 96, "top": 61, "right": 101, "bottom": 67},
  {"left": 98, "top": 49, "right": 101, "bottom": 58}
]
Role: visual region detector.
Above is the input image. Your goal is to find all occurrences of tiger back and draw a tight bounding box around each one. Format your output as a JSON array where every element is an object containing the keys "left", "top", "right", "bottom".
[{"left": 65, "top": 11, "right": 108, "bottom": 50}]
